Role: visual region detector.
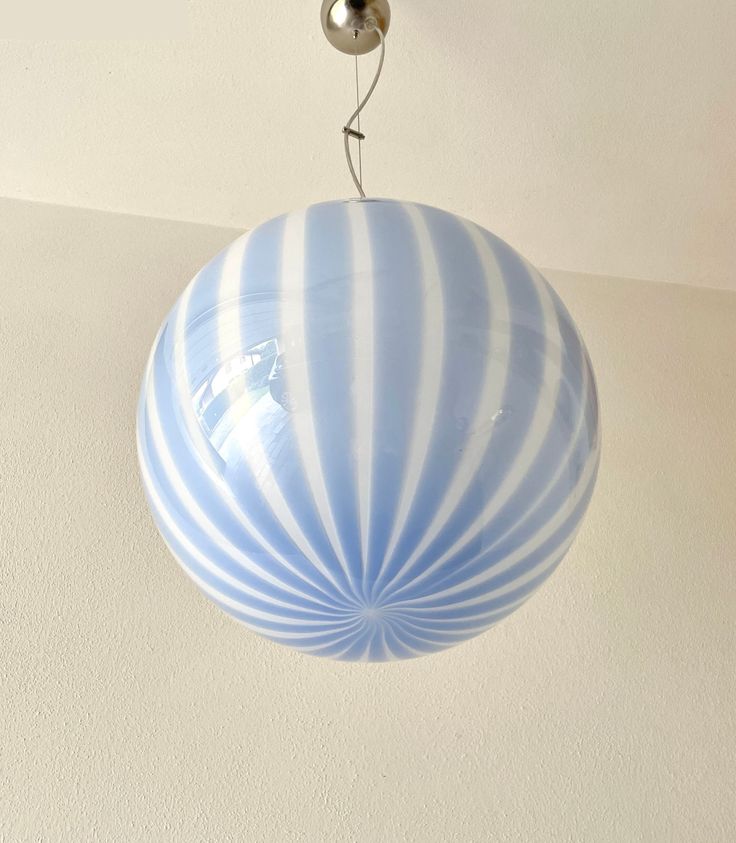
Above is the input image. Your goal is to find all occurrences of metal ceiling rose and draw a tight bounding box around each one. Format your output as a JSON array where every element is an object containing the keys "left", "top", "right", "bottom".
[{"left": 320, "top": 0, "right": 391, "bottom": 55}]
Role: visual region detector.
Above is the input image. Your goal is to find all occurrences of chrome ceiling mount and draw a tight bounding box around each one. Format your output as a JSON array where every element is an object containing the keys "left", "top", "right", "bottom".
[{"left": 320, "top": 0, "right": 391, "bottom": 55}]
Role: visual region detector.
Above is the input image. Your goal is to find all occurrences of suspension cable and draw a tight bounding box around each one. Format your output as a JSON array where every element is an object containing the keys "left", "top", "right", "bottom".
[{"left": 342, "top": 21, "right": 385, "bottom": 198}]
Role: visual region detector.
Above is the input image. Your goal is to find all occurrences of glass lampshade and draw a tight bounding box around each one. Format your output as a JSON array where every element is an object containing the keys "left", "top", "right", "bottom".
[{"left": 137, "top": 198, "right": 600, "bottom": 660}]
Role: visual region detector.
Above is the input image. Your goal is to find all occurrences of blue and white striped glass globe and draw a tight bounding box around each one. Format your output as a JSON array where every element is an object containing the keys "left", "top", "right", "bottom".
[{"left": 138, "top": 198, "right": 600, "bottom": 661}]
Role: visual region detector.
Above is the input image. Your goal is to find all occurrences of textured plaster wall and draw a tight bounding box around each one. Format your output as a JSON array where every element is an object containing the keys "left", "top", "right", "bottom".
[{"left": 1, "top": 198, "right": 735, "bottom": 841}]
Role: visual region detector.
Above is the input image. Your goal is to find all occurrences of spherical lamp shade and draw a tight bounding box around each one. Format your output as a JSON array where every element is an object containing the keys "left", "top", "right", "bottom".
[{"left": 137, "top": 199, "right": 600, "bottom": 660}]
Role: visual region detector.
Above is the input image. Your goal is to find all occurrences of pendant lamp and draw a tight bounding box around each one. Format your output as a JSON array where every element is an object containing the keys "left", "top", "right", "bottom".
[{"left": 137, "top": 0, "right": 600, "bottom": 661}]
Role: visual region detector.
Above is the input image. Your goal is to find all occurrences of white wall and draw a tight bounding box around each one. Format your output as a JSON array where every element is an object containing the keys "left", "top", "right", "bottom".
[
  {"left": 1, "top": 0, "right": 735, "bottom": 289},
  {"left": 2, "top": 198, "right": 734, "bottom": 841}
]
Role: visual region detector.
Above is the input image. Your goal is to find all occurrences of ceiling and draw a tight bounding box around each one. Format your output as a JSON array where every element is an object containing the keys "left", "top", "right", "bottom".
[{"left": 1, "top": 0, "right": 734, "bottom": 288}]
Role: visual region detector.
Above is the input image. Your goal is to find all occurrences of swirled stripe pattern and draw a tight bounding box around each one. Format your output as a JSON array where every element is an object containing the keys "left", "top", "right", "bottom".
[{"left": 137, "top": 199, "right": 600, "bottom": 660}]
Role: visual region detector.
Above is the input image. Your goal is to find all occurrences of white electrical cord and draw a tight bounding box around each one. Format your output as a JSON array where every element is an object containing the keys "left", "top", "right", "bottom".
[{"left": 343, "top": 21, "right": 385, "bottom": 198}]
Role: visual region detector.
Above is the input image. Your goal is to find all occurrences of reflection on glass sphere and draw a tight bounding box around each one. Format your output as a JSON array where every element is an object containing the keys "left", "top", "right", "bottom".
[{"left": 137, "top": 199, "right": 600, "bottom": 661}]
